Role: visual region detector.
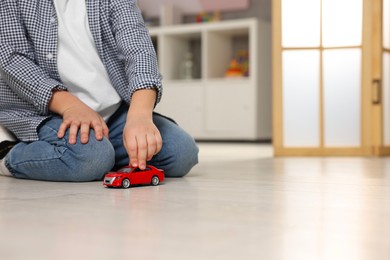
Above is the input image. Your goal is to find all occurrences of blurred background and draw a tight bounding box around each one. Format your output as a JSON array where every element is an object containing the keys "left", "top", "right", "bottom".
[{"left": 137, "top": 0, "right": 390, "bottom": 158}]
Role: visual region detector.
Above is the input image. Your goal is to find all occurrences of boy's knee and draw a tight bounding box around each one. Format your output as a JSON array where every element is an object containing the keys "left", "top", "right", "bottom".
[
  {"left": 67, "top": 137, "right": 115, "bottom": 181},
  {"left": 163, "top": 134, "right": 199, "bottom": 178}
]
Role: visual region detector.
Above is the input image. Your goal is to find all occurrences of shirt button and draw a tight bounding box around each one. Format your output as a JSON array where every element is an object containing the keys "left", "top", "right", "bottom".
[
  {"left": 50, "top": 17, "right": 56, "bottom": 24},
  {"left": 46, "top": 53, "right": 54, "bottom": 60}
]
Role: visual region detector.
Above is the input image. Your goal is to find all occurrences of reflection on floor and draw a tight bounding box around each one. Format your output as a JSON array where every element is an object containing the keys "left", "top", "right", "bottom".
[{"left": 1, "top": 143, "right": 390, "bottom": 260}]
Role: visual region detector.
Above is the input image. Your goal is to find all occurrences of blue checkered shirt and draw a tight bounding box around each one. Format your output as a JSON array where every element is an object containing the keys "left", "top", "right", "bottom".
[{"left": 0, "top": 0, "right": 162, "bottom": 141}]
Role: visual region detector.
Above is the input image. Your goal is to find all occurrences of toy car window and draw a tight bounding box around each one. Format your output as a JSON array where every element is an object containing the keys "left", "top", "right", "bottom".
[{"left": 119, "top": 168, "right": 132, "bottom": 173}]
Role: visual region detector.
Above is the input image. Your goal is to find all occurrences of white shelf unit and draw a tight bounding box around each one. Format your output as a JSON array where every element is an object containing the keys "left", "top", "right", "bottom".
[{"left": 149, "top": 18, "right": 272, "bottom": 141}]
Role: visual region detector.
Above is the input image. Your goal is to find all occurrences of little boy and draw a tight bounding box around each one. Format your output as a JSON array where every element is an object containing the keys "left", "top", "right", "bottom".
[{"left": 0, "top": 0, "right": 198, "bottom": 181}]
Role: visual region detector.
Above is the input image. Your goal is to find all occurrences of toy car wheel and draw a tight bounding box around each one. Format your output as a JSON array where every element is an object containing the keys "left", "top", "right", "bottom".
[
  {"left": 151, "top": 176, "right": 160, "bottom": 186},
  {"left": 122, "top": 178, "right": 131, "bottom": 189}
]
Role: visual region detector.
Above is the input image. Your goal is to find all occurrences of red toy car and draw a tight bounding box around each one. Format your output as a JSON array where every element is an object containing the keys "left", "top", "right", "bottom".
[{"left": 103, "top": 165, "right": 165, "bottom": 188}]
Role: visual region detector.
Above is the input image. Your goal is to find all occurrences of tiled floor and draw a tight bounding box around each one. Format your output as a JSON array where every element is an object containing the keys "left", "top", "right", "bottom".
[{"left": 1, "top": 143, "right": 390, "bottom": 260}]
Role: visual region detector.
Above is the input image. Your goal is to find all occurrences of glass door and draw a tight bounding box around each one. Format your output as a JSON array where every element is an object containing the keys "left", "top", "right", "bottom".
[{"left": 273, "top": 0, "right": 372, "bottom": 156}]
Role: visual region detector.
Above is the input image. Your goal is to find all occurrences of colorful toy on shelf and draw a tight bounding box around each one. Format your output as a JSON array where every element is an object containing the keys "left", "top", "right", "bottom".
[
  {"left": 196, "top": 12, "right": 209, "bottom": 23},
  {"left": 103, "top": 165, "right": 165, "bottom": 188},
  {"left": 225, "top": 50, "right": 250, "bottom": 78},
  {"left": 196, "top": 11, "right": 221, "bottom": 23},
  {"left": 212, "top": 11, "right": 221, "bottom": 22},
  {"left": 236, "top": 50, "right": 249, "bottom": 76},
  {"left": 225, "top": 59, "right": 244, "bottom": 77}
]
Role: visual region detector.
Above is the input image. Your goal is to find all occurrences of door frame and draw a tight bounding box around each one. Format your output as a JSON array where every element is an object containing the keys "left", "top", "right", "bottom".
[{"left": 371, "top": 0, "right": 390, "bottom": 156}]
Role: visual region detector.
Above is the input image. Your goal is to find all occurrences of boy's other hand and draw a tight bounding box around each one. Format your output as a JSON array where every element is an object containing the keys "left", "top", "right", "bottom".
[
  {"left": 49, "top": 90, "right": 109, "bottom": 144},
  {"left": 58, "top": 105, "right": 109, "bottom": 144}
]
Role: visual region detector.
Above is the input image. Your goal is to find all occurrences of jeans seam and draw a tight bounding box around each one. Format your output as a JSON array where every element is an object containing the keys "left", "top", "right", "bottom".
[
  {"left": 40, "top": 125, "right": 68, "bottom": 147},
  {"left": 5, "top": 159, "right": 16, "bottom": 176}
]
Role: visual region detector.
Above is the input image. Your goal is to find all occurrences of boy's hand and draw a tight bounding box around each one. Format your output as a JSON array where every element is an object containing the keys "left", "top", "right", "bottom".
[
  {"left": 123, "top": 113, "right": 162, "bottom": 170},
  {"left": 49, "top": 90, "right": 109, "bottom": 144},
  {"left": 123, "top": 89, "right": 161, "bottom": 170},
  {"left": 58, "top": 105, "right": 109, "bottom": 144}
]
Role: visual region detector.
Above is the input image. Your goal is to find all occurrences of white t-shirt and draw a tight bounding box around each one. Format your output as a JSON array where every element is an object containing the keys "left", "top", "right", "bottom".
[{"left": 53, "top": 0, "right": 122, "bottom": 120}]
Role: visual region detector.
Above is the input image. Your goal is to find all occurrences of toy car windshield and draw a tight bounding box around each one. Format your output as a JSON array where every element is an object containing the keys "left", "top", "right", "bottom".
[{"left": 118, "top": 167, "right": 133, "bottom": 173}]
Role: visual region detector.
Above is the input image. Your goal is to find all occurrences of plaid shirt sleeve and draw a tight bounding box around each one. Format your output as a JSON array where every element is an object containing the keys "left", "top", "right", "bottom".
[
  {"left": 109, "top": 0, "right": 163, "bottom": 104},
  {"left": 0, "top": 0, "right": 163, "bottom": 141},
  {"left": 0, "top": 0, "right": 66, "bottom": 116}
]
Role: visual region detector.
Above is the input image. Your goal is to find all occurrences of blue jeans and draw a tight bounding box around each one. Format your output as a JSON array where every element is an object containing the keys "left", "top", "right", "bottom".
[{"left": 4, "top": 104, "right": 199, "bottom": 181}]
